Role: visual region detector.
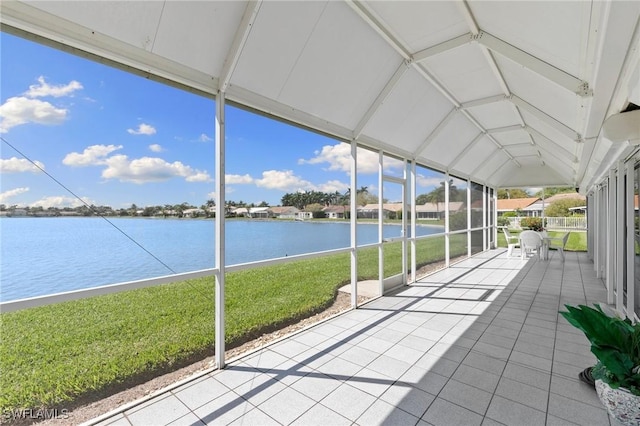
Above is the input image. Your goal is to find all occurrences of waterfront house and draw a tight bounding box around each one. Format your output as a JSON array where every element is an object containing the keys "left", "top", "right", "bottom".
[
  {"left": 323, "top": 205, "right": 346, "bottom": 219},
  {"left": 415, "top": 201, "right": 464, "bottom": 220},
  {"left": 248, "top": 207, "right": 271, "bottom": 219},
  {"left": 269, "top": 206, "right": 299, "bottom": 219},
  {"left": 357, "top": 203, "right": 393, "bottom": 219},
  {"left": 230, "top": 207, "right": 248, "bottom": 217},
  {"left": 182, "top": 208, "right": 205, "bottom": 218},
  {"left": 295, "top": 211, "right": 313, "bottom": 220}
]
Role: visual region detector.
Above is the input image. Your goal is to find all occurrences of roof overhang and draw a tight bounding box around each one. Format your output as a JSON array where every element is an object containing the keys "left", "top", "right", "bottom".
[{"left": 2, "top": 1, "right": 639, "bottom": 192}]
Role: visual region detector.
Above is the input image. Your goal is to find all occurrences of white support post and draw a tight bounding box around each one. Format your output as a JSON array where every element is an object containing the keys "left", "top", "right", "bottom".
[
  {"left": 616, "top": 162, "right": 625, "bottom": 309},
  {"left": 467, "top": 179, "right": 472, "bottom": 257},
  {"left": 378, "top": 151, "right": 384, "bottom": 296},
  {"left": 350, "top": 141, "right": 358, "bottom": 308},
  {"left": 214, "top": 91, "right": 226, "bottom": 369},
  {"left": 410, "top": 160, "right": 417, "bottom": 283},
  {"left": 541, "top": 189, "right": 545, "bottom": 223},
  {"left": 401, "top": 160, "right": 408, "bottom": 286},
  {"left": 483, "top": 185, "right": 487, "bottom": 251},
  {"left": 607, "top": 170, "right": 616, "bottom": 304},
  {"left": 626, "top": 162, "right": 635, "bottom": 317},
  {"left": 493, "top": 187, "right": 498, "bottom": 248},
  {"left": 445, "top": 174, "right": 450, "bottom": 267}
]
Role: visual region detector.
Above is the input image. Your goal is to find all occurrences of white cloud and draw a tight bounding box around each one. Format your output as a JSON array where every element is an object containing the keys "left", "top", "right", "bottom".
[
  {"left": 0, "top": 96, "right": 68, "bottom": 133},
  {"left": 315, "top": 180, "right": 349, "bottom": 193},
  {"left": 226, "top": 174, "right": 254, "bottom": 184},
  {"left": 24, "top": 76, "right": 83, "bottom": 98},
  {"left": 186, "top": 172, "right": 212, "bottom": 182},
  {"left": 149, "top": 144, "right": 164, "bottom": 153},
  {"left": 416, "top": 174, "right": 445, "bottom": 189},
  {"left": 299, "top": 143, "right": 351, "bottom": 172},
  {"left": 0, "top": 187, "right": 30, "bottom": 203},
  {"left": 63, "top": 144, "right": 123, "bottom": 167},
  {"left": 298, "top": 143, "right": 403, "bottom": 174},
  {"left": 223, "top": 170, "right": 347, "bottom": 194},
  {"left": 0, "top": 157, "right": 45, "bottom": 173},
  {"left": 127, "top": 123, "right": 156, "bottom": 135},
  {"left": 199, "top": 133, "right": 213, "bottom": 142},
  {"left": 255, "top": 170, "right": 314, "bottom": 192},
  {"left": 102, "top": 155, "right": 212, "bottom": 184},
  {"left": 31, "top": 195, "right": 94, "bottom": 208},
  {"left": 207, "top": 191, "right": 216, "bottom": 199}
]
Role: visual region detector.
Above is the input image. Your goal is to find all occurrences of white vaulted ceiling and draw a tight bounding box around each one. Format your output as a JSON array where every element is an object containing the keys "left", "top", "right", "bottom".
[{"left": 2, "top": 1, "right": 639, "bottom": 191}]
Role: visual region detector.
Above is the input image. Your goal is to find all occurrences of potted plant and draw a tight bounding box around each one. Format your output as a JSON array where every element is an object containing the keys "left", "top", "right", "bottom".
[{"left": 560, "top": 304, "right": 640, "bottom": 425}]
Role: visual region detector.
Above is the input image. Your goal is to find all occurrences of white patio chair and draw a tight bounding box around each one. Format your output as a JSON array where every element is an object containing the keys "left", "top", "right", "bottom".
[
  {"left": 519, "top": 230, "right": 543, "bottom": 260},
  {"left": 548, "top": 232, "right": 570, "bottom": 261},
  {"left": 502, "top": 228, "right": 520, "bottom": 258}
]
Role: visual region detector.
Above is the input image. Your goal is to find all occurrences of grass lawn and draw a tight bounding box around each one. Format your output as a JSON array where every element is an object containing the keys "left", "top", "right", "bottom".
[
  {"left": 0, "top": 234, "right": 465, "bottom": 413},
  {"left": 497, "top": 229, "right": 587, "bottom": 252}
]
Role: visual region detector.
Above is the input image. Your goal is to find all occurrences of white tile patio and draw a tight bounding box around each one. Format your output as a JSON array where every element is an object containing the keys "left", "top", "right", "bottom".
[{"left": 87, "top": 249, "right": 620, "bottom": 426}]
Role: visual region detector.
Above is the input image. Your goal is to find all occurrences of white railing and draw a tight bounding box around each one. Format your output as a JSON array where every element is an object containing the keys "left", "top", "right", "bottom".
[
  {"left": 507, "top": 216, "right": 586, "bottom": 230},
  {"left": 546, "top": 217, "right": 587, "bottom": 229}
]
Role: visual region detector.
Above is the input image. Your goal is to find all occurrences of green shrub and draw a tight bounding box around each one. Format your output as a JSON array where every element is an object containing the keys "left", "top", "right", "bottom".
[
  {"left": 520, "top": 217, "right": 546, "bottom": 231},
  {"left": 449, "top": 210, "right": 467, "bottom": 231},
  {"left": 497, "top": 217, "right": 510, "bottom": 227}
]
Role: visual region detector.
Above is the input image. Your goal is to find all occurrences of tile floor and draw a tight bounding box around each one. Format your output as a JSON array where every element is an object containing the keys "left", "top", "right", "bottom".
[{"left": 88, "top": 249, "right": 618, "bottom": 426}]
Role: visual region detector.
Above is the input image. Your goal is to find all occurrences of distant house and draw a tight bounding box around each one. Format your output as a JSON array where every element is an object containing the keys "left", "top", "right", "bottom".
[
  {"left": 270, "top": 206, "right": 299, "bottom": 219},
  {"left": 232, "top": 207, "right": 249, "bottom": 217},
  {"left": 323, "top": 205, "right": 346, "bottom": 219},
  {"left": 496, "top": 197, "right": 540, "bottom": 216},
  {"left": 8, "top": 208, "right": 28, "bottom": 217},
  {"left": 248, "top": 207, "right": 271, "bottom": 218},
  {"left": 296, "top": 211, "right": 313, "bottom": 220},
  {"left": 415, "top": 202, "right": 464, "bottom": 220},
  {"left": 59, "top": 211, "right": 81, "bottom": 217},
  {"left": 545, "top": 193, "right": 586, "bottom": 204},
  {"left": 183, "top": 208, "right": 205, "bottom": 218},
  {"left": 358, "top": 203, "right": 405, "bottom": 219}
]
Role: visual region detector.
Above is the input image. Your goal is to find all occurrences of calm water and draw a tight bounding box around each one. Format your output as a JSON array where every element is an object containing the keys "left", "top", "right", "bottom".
[{"left": 0, "top": 217, "right": 442, "bottom": 301}]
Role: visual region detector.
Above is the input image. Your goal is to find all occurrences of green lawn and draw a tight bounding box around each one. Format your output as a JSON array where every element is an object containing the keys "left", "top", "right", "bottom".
[
  {"left": 497, "top": 229, "right": 587, "bottom": 252},
  {"left": 1, "top": 229, "right": 587, "bottom": 412},
  {"left": 1, "top": 235, "right": 466, "bottom": 413}
]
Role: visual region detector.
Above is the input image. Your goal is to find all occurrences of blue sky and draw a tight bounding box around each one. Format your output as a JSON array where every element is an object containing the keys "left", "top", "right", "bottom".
[{"left": 1, "top": 33, "right": 444, "bottom": 209}]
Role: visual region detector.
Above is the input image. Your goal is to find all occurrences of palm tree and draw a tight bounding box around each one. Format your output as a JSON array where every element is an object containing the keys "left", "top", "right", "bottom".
[{"left": 423, "top": 180, "right": 458, "bottom": 219}]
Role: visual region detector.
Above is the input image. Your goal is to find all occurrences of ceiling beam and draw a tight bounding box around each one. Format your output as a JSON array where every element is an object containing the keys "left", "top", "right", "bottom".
[
  {"left": 524, "top": 125, "right": 577, "bottom": 164},
  {"left": 447, "top": 132, "right": 484, "bottom": 170},
  {"left": 459, "top": 94, "right": 508, "bottom": 109},
  {"left": 534, "top": 142, "right": 577, "bottom": 174},
  {"left": 412, "top": 33, "right": 472, "bottom": 62},
  {"left": 510, "top": 95, "right": 582, "bottom": 141},
  {"left": 0, "top": 3, "right": 219, "bottom": 96},
  {"left": 353, "top": 60, "right": 410, "bottom": 138},
  {"left": 346, "top": 1, "right": 411, "bottom": 59},
  {"left": 414, "top": 108, "right": 458, "bottom": 155},
  {"left": 486, "top": 124, "right": 525, "bottom": 134},
  {"left": 219, "top": 1, "right": 262, "bottom": 92},
  {"left": 226, "top": 85, "right": 354, "bottom": 142},
  {"left": 474, "top": 155, "right": 512, "bottom": 181},
  {"left": 476, "top": 31, "right": 592, "bottom": 97},
  {"left": 349, "top": 0, "right": 522, "bottom": 172},
  {"left": 536, "top": 153, "right": 576, "bottom": 183}
]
